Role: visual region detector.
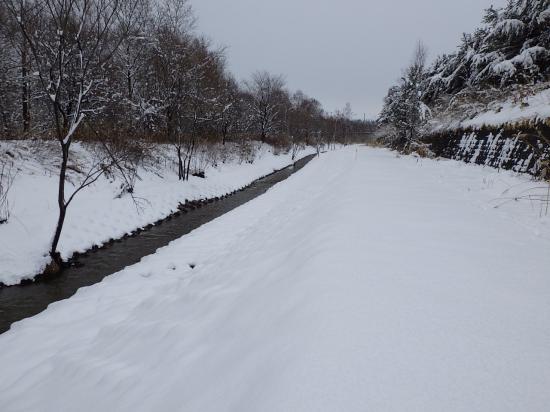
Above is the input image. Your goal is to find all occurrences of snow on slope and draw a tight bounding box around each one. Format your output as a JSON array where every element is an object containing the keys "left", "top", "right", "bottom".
[
  {"left": 432, "top": 86, "right": 550, "bottom": 131},
  {"left": 1, "top": 147, "right": 549, "bottom": 411},
  {"left": 0, "top": 140, "right": 312, "bottom": 285},
  {"left": 460, "top": 87, "right": 550, "bottom": 129}
]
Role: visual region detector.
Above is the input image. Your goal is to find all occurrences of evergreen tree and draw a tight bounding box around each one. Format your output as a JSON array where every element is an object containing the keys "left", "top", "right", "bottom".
[{"left": 378, "top": 43, "right": 429, "bottom": 147}]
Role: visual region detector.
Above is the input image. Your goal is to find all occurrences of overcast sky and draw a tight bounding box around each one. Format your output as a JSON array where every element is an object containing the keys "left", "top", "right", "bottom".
[{"left": 193, "top": 0, "right": 506, "bottom": 119}]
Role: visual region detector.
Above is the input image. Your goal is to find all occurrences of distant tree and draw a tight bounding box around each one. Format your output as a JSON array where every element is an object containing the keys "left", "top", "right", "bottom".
[
  {"left": 214, "top": 74, "right": 242, "bottom": 145},
  {"left": 244, "top": 71, "right": 286, "bottom": 142},
  {"left": 343, "top": 102, "right": 353, "bottom": 120},
  {"left": 142, "top": 0, "right": 202, "bottom": 180},
  {"left": 402, "top": 42, "right": 428, "bottom": 143},
  {"left": 285, "top": 90, "right": 323, "bottom": 157},
  {"left": 378, "top": 42, "right": 429, "bottom": 148},
  {"left": 0, "top": 0, "right": 32, "bottom": 136}
]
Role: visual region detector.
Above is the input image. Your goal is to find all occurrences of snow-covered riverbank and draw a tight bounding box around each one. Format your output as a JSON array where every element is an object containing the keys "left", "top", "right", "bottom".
[
  {"left": 0, "top": 140, "right": 313, "bottom": 285},
  {"left": 1, "top": 146, "right": 549, "bottom": 411}
]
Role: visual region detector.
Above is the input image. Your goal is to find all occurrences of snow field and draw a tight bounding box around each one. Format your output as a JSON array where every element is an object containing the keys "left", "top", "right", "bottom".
[{"left": 0, "top": 146, "right": 549, "bottom": 411}]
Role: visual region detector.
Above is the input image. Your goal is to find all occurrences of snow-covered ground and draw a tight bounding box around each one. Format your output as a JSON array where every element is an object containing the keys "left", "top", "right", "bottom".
[
  {"left": 1, "top": 146, "right": 549, "bottom": 411},
  {"left": 0, "top": 140, "right": 312, "bottom": 285}
]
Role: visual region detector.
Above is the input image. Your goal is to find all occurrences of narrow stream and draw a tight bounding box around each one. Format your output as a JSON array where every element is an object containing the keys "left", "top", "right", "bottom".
[{"left": 0, "top": 154, "right": 315, "bottom": 334}]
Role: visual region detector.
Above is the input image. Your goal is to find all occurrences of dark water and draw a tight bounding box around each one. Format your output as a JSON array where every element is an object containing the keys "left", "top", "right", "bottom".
[{"left": 0, "top": 155, "right": 315, "bottom": 334}]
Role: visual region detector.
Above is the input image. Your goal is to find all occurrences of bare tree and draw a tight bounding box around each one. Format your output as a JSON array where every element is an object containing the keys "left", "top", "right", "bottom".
[
  {"left": 3, "top": 0, "right": 142, "bottom": 266},
  {"left": 215, "top": 74, "right": 241, "bottom": 145},
  {"left": 245, "top": 71, "right": 286, "bottom": 142},
  {"left": 113, "top": 0, "right": 151, "bottom": 101},
  {"left": 0, "top": 2, "right": 27, "bottom": 136},
  {"left": 286, "top": 91, "right": 323, "bottom": 157}
]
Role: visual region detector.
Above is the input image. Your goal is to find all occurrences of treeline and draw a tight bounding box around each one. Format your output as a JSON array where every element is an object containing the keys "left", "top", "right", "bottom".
[
  {"left": 378, "top": 0, "right": 550, "bottom": 148},
  {"left": 0, "top": 0, "right": 371, "bottom": 148}
]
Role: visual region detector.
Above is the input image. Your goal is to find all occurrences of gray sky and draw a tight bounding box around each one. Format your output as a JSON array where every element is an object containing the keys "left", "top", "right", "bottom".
[{"left": 193, "top": 0, "right": 506, "bottom": 119}]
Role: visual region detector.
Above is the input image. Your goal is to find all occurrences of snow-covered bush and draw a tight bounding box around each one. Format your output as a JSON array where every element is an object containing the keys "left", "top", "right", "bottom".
[
  {"left": 192, "top": 143, "right": 223, "bottom": 176},
  {"left": 404, "top": 141, "right": 436, "bottom": 159},
  {"left": 237, "top": 140, "right": 258, "bottom": 164}
]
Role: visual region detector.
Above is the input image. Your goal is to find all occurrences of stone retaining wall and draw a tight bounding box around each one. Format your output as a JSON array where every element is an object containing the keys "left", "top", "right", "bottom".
[{"left": 424, "top": 125, "right": 550, "bottom": 176}]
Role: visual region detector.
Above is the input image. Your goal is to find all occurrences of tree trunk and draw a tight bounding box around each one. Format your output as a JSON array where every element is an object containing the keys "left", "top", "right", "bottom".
[
  {"left": 185, "top": 139, "right": 195, "bottom": 181},
  {"left": 177, "top": 145, "right": 184, "bottom": 180},
  {"left": 50, "top": 142, "right": 69, "bottom": 262},
  {"left": 0, "top": 103, "right": 9, "bottom": 137},
  {"left": 21, "top": 42, "right": 30, "bottom": 133},
  {"left": 127, "top": 69, "right": 133, "bottom": 100},
  {"left": 222, "top": 124, "right": 228, "bottom": 145}
]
